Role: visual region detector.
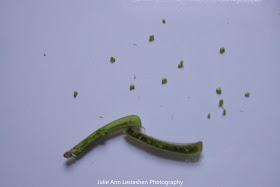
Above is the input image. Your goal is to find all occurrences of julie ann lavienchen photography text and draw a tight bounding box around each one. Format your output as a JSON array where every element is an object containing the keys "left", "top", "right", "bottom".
[{"left": 97, "top": 179, "right": 183, "bottom": 186}]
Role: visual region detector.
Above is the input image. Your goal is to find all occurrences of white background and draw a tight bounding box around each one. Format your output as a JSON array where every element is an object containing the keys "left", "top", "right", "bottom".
[{"left": 1, "top": 0, "right": 280, "bottom": 186}]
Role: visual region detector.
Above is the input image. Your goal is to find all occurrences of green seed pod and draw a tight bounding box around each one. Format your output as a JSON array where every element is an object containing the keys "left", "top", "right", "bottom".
[
  {"left": 125, "top": 129, "right": 203, "bottom": 156},
  {"left": 64, "top": 115, "right": 142, "bottom": 158}
]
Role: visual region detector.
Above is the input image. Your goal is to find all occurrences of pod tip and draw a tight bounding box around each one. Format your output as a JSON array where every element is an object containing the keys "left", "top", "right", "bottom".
[{"left": 64, "top": 151, "right": 72, "bottom": 158}]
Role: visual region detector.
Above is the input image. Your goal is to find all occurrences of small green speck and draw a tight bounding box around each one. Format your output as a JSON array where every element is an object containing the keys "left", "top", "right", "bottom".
[
  {"left": 130, "top": 84, "right": 135, "bottom": 90},
  {"left": 207, "top": 113, "right": 211, "bottom": 119},
  {"left": 149, "top": 35, "right": 154, "bottom": 42},
  {"left": 216, "top": 87, "right": 222, "bottom": 94},
  {"left": 219, "top": 99, "right": 224, "bottom": 107},
  {"left": 110, "top": 57, "right": 115, "bottom": 63},
  {"left": 245, "top": 92, "right": 250, "bottom": 97},
  {"left": 178, "top": 60, "right": 184, "bottom": 68},
  {"left": 223, "top": 108, "right": 226, "bottom": 115},
  {"left": 73, "top": 91, "right": 78, "bottom": 98},
  {"left": 43, "top": 53, "right": 46, "bottom": 56},
  {"left": 134, "top": 75, "right": 136, "bottom": 80},
  {"left": 220, "top": 47, "right": 225, "bottom": 54},
  {"left": 162, "top": 78, "right": 167, "bottom": 84},
  {"left": 162, "top": 19, "right": 166, "bottom": 24}
]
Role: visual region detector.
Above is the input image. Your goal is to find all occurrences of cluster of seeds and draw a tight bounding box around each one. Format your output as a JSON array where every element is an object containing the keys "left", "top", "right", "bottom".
[
  {"left": 107, "top": 19, "right": 187, "bottom": 91},
  {"left": 207, "top": 87, "right": 250, "bottom": 119},
  {"left": 205, "top": 47, "right": 251, "bottom": 119}
]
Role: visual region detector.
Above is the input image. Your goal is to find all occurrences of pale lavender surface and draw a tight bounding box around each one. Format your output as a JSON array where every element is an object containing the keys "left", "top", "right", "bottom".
[{"left": 0, "top": 0, "right": 280, "bottom": 186}]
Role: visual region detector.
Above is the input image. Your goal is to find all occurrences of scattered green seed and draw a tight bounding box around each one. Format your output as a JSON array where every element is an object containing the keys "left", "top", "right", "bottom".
[
  {"left": 162, "top": 78, "right": 167, "bottom": 84},
  {"left": 134, "top": 75, "right": 136, "bottom": 80},
  {"left": 130, "top": 84, "right": 135, "bottom": 90},
  {"left": 162, "top": 19, "right": 166, "bottom": 24},
  {"left": 216, "top": 87, "right": 222, "bottom": 94},
  {"left": 73, "top": 91, "right": 78, "bottom": 98},
  {"left": 149, "top": 35, "right": 154, "bottom": 42},
  {"left": 207, "top": 113, "right": 211, "bottom": 119},
  {"left": 245, "top": 92, "right": 250, "bottom": 97},
  {"left": 178, "top": 61, "right": 183, "bottom": 68},
  {"left": 43, "top": 53, "right": 46, "bottom": 56},
  {"left": 110, "top": 57, "right": 115, "bottom": 63},
  {"left": 219, "top": 99, "right": 224, "bottom": 107},
  {"left": 220, "top": 47, "right": 225, "bottom": 54},
  {"left": 223, "top": 108, "right": 226, "bottom": 115}
]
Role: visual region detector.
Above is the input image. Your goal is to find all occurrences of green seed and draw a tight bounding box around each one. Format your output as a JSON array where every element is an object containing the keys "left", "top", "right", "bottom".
[
  {"left": 162, "top": 19, "right": 166, "bottom": 24},
  {"left": 162, "top": 78, "right": 167, "bottom": 84},
  {"left": 73, "top": 91, "right": 78, "bottom": 98},
  {"left": 178, "top": 61, "right": 183, "bottom": 68},
  {"left": 43, "top": 53, "right": 46, "bottom": 56},
  {"left": 216, "top": 87, "right": 222, "bottom": 94},
  {"left": 149, "top": 35, "right": 154, "bottom": 42},
  {"left": 245, "top": 92, "right": 250, "bottom": 97},
  {"left": 110, "top": 57, "right": 115, "bottom": 63},
  {"left": 130, "top": 84, "right": 135, "bottom": 90},
  {"left": 220, "top": 47, "right": 225, "bottom": 54},
  {"left": 207, "top": 113, "right": 211, "bottom": 119},
  {"left": 219, "top": 99, "right": 224, "bottom": 107},
  {"left": 223, "top": 108, "right": 226, "bottom": 115}
]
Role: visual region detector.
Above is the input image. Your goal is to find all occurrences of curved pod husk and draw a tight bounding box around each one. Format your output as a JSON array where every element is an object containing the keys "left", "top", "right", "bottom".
[
  {"left": 64, "top": 115, "right": 142, "bottom": 158},
  {"left": 125, "top": 128, "right": 203, "bottom": 156}
]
